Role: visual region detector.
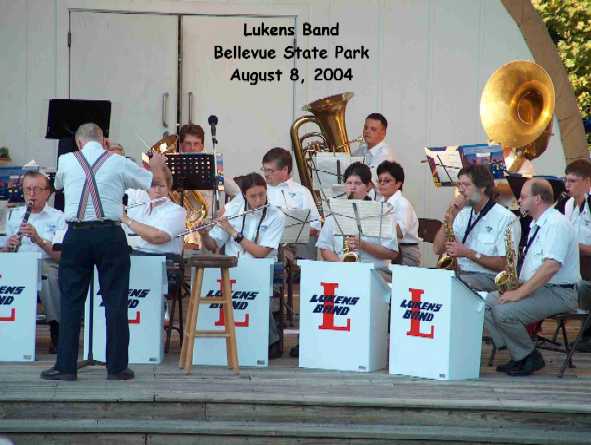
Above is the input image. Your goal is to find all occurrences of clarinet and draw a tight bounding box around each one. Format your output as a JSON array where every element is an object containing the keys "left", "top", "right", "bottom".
[{"left": 11, "top": 201, "right": 34, "bottom": 253}]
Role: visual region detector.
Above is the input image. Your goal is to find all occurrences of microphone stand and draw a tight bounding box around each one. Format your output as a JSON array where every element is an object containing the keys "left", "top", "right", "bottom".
[{"left": 209, "top": 116, "right": 221, "bottom": 215}]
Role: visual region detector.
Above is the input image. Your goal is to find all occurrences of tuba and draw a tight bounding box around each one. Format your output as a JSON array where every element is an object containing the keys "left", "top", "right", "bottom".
[
  {"left": 146, "top": 134, "right": 208, "bottom": 245},
  {"left": 480, "top": 60, "right": 555, "bottom": 168},
  {"left": 290, "top": 92, "right": 359, "bottom": 193},
  {"left": 495, "top": 226, "right": 520, "bottom": 293}
]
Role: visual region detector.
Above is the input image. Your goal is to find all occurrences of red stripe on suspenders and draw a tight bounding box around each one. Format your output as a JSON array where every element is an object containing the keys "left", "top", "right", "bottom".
[{"left": 73, "top": 150, "right": 112, "bottom": 220}]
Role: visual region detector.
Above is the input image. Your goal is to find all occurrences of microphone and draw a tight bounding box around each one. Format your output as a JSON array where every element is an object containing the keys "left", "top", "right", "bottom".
[{"left": 208, "top": 115, "right": 218, "bottom": 138}]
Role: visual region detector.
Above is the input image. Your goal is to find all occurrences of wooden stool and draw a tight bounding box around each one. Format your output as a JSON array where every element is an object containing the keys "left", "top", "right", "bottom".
[{"left": 179, "top": 254, "right": 239, "bottom": 374}]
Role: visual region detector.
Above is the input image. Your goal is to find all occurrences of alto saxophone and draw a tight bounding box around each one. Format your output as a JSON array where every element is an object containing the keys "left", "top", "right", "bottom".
[
  {"left": 437, "top": 215, "right": 457, "bottom": 270},
  {"left": 494, "top": 226, "right": 520, "bottom": 294}
]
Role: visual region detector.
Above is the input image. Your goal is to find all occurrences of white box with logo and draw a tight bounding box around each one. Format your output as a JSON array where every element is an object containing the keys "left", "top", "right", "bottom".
[
  {"left": 389, "top": 265, "right": 485, "bottom": 380},
  {"left": 0, "top": 253, "right": 41, "bottom": 362},
  {"left": 83, "top": 255, "right": 167, "bottom": 364},
  {"left": 192, "top": 257, "right": 273, "bottom": 367},
  {"left": 298, "top": 260, "right": 390, "bottom": 372}
]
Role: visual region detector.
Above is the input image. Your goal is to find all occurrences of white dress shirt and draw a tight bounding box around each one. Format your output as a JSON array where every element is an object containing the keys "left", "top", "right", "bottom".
[
  {"left": 316, "top": 212, "right": 398, "bottom": 270},
  {"left": 351, "top": 140, "right": 396, "bottom": 170},
  {"left": 55, "top": 141, "right": 153, "bottom": 222},
  {"left": 519, "top": 207, "right": 580, "bottom": 284},
  {"left": 209, "top": 198, "right": 285, "bottom": 259},
  {"left": 4, "top": 204, "right": 66, "bottom": 259},
  {"left": 266, "top": 178, "right": 321, "bottom": 231},
  {"left": 381, "top": 191, "right": 420, "bottom": 244},
  {"left": 126, "top": 196, "right": 186, "bottom": 256},
  {"left": 452, "top": 201, "right": 521, "bottom": 274},
  {"left": 564, "top": 195, "right": 591, "bottom": 245}
]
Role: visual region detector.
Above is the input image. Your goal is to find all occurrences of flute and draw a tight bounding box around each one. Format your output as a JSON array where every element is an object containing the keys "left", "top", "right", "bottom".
[
  {"left": 176, "top": 204, "right": 270, "bottom": 238},
  {"left": 124, "top": 197, "right": 168, "bottom": 211}
]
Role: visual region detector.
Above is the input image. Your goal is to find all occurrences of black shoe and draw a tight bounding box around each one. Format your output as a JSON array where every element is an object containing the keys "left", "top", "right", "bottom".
[
  {"left": 269, "top": 341, "right": 282, "bottom": 360},
  {"left": 107, "top": 368, "right": 135, "bottom": 381},
  {"left": 40, "top": 367, "right": 76, "bottom": 381},
  {"left": 289, "top": 344, "right": 299, "bottom": 358},
  {"left": 507, "top": 350, "right": 545, "bottom": 376},
  {"left": 495, "top": 360, "right": 519, "bottom": 373},
  {"left": 574, "top": 338, "right": 591, "bottom": 353}
]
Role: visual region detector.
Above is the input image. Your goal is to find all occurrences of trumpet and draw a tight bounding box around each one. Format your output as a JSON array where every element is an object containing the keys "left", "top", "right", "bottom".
[{"left": 176, "top": 204, "right": 270, "bottom": 238}]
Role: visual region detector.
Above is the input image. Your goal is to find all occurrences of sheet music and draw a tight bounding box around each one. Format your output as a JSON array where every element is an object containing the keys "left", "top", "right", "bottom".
[
  {"left": 328, "top": 198, "right": 391, "bottom": 238},
  {"left": 280, "top": 208, "right": 312, "bottom": 244},
  {"left": 320, "top": 185, "right": 347, "bottom": 215},
  {"left": 311, "top": 153, "right": 365, "bottom": 190},
  {"left": 424, "top": 146, "right": 463, "bottom": 187}
]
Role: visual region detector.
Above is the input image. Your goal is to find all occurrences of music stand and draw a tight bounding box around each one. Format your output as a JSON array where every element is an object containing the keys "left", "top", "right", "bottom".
[
  {"left": 45, "top": 99, "right": 111, "bottom": 210},
  {"left": 166, "top": 153, "right": 216, "bottom": 191}
]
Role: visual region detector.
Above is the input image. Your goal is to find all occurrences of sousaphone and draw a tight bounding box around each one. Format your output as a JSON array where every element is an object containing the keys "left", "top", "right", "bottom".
[{"left": 480, "top": 60, "right": 555, "bottom": 170}]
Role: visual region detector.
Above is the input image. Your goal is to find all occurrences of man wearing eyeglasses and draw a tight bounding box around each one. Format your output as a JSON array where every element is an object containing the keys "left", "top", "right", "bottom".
[{"left": 2, "top": 171, "right": 66, "bottom": 353}]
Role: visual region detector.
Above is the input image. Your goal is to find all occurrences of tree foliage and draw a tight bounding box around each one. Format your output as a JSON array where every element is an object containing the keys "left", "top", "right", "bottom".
[{"left": 532, "top": 0, "right": 591, "bottom": 144}]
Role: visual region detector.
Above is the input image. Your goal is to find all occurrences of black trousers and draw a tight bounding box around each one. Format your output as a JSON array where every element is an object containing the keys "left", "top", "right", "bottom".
[{"left": 56, "top": 225, "right": 131, "bottom": 374}]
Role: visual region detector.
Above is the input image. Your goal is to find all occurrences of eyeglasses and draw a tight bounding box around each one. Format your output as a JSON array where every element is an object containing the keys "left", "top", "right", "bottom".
[
  {"left": 24, "top": 187, "right": 49, "bottom": 193},
  {"left": 260, "top": 167, "right": 278, "bottom": 175}
]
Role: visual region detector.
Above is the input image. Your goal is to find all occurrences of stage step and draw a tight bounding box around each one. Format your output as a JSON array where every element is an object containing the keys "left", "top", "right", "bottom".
[{"left": 2, "top": 419, "right": 591, "bottom": 445}]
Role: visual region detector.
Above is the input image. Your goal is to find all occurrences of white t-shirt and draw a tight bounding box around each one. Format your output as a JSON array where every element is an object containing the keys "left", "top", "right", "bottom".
[
  {"left": 126, "top": 195, "right": 186, "bottom": 256},
  {"left": 452, "top": 201, "right": 521, "bottom": 274},
  {"left": 209, "top": 198, "right": 285, "bottom": 259},
  {"left": 519, "top": 207, "right": 580, "bottom": 284},
  {"left": 4, "top": 204, "right": 66, "bottom": 259}
]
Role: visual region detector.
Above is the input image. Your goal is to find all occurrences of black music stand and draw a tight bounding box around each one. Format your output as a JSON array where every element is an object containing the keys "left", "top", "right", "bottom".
[
  {"left": 166, "top": 153, "right": 216, "bottom": 216},
  {"left": 45, "top": 99, "right": 111, "bottom": 210},
  {"left": 77, "top": 271, "right": 105, "bottom": 369}
]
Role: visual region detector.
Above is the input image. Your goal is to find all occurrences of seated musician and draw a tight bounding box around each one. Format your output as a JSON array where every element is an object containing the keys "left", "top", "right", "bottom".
[
  {"left": 376, "top": 160, "right": 420, "bottom": 266},
  {"left": 1, "top": 171, "right": 66, "bottom": 354},
  {"left": 121, "top": 166, "right": 186, "bottom": 256},
  {"left": 485, "top": 179, "right": 580, "bottom": 376},
  {"left": 199, "top": 172, "right": 285, "bottom": 357},
  {"left": 316, "top": 162, "right": 398, "bottom": 267},
  {"left": 563, "top": 159, "right": 591, "bottom": 352},
  {"left": 433, "top": 164, "right": 520, "bottom": 291}
]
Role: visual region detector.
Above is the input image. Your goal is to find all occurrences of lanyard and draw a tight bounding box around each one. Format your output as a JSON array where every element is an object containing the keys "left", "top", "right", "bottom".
[
  {"left": 461, "top": 199, "right": 496, "bottom": 243},
  {"left": 517, "top": 225, "right": 541, "bottom": 275}
]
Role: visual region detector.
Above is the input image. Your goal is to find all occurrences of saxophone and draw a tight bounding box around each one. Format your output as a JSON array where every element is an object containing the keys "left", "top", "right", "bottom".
[
  {"left": 494, "top": 226, "right": 520, "bottom": 294},
  {"left": 437, "top": 214, "right": 457, "bottom": 270}
]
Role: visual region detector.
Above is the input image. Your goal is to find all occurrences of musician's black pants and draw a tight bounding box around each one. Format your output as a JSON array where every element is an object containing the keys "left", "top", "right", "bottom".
[{"left": 55, "top": 224, "right": 130, "bottom": 374}]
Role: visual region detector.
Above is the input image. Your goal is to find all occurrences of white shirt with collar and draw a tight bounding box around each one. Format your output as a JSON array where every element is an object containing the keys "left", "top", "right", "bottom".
[
  {"left": 316, "top": 212, "right": 398, "bottom": 270},
  {"left": 5, "top": 204, "right": 66, "bottom": 259},
  {"left": 209, "top": 198, "right": 285, "bottom": 260},
  {"left": 55, "top": 141, "right": 153, "bottom": 222},
  {"left": 452, "top": 201, "right": 521, "bottom": 274},
  {"left": 519, "top": 207, "right": 580, "bottom": 284},
  {"left": 381, "top": 191, "right": 420, "bottom": 244},
  {"left": 564, "top": 195, "right": 591, "bottom": 245},
  {"left": 266, "top": 178, "right": 321, "bottom": 231},
  {"left": 351, "top": 140, "right": 396, "bottom": 170},
  {"left": 126, "top": 196, "right": 186, "bottom": 256}
]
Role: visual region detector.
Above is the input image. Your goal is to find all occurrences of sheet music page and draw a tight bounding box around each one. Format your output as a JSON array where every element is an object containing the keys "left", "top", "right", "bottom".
[
  {"left": 280, "top": 208, "right": 312, "bottom": 244},
  {"left": 320, "top": 185, "right": 347, "bottom": 215},
  {"left": 424, "top": 146, "right": 463, "bottom": 187},
  {"left": 311, "top": 153, "right": 365, "bottom": 190},
  {"left": 328, "top": 198, "right": 391, "bottom": 237}
]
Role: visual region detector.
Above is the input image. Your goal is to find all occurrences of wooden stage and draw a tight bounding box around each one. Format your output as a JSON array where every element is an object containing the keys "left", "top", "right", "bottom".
[{"left": 1, "top": 322, "right": 591, "bottom": 444}]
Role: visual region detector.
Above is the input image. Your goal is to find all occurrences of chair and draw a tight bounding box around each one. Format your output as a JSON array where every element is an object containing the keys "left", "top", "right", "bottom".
[
  {"left": 179, "top": 254, "right": 239, "bottom": 374},
  {"left": 418, "top": 218, "right": 442, "bottom": 244}
]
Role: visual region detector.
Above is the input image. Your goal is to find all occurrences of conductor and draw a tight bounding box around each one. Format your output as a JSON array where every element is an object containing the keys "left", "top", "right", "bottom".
[{"left": 41, "top": 123, "right": 167, "bottom": 381}]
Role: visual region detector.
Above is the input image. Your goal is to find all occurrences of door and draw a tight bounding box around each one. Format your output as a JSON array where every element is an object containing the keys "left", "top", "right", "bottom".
[
  {"left": 69, "top": 11, "right": 178, "bottom": 162},
  {"left": 181, "top": 15, "right": 296, "bottom": 184}
]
